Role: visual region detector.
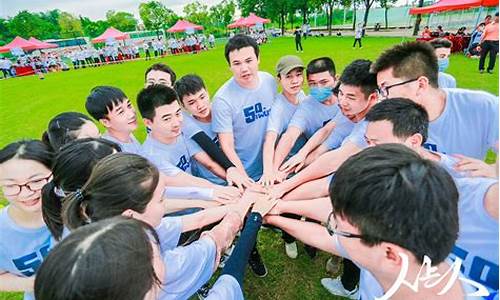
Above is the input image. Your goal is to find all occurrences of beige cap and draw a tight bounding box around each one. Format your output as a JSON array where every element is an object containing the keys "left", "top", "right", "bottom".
[{"left": 276, "top": 55, "right": 304, "bottom": 76}]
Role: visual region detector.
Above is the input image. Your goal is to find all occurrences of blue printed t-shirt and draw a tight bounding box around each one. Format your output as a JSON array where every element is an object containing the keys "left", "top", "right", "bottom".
[
  {"left": 424, "top": 88, "right": 499, "bottom": 159},
  {"left": 142, "top": 134, "right": 202, "bottom": 175},
  {"left": 288, "top": 96, "right": 340, "bottom": 139},
  {"left": 211, "top": 71, "right": 277, "bottom": 181},
  {"left": 0, "top": 207, "right": 53, "bottom": 300},
  {"left": 101, "top": 132, "right": 142, "bottom": 155},
  {"left": 266, "top": 91, "right": 307, "bottom": 157}
]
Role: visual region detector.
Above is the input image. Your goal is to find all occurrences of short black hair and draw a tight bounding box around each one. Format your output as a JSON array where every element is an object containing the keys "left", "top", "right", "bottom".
[
  {"left": 365, "top": 98, "right": 429, "bottom": 144},
  {"left": 86, "top": 86, "right": 128, "bottom": 120},
  {"left": 429, "top": 38, "right": 452, "bottom": 49},
  {"left": 339, "top": 59, "right": 377, "bottom": 98},
  {"left": 371, "top": 41, "right": 439, "bottom": 88},
  {"left": 224, "top": 34, "right": 259, "bottom": 64},
  {"left": 306, "top": 57, "right": 336, "bottom": 78},
  {"left": 174, "top": 74, "right": 206, "bottom": 104},
  {"left": 137, "top": 84, "right": 179, "bottom": 120},
  {"left": 144, "top": 63, "right": 177, "bottom": 84},
  {"left": 330, "top": 144, "right": 459, "bottom": 264}
]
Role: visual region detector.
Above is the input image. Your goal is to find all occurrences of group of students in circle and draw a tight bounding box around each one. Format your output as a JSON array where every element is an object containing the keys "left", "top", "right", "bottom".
[{"left": 0, "top": 33, "right": 498, "bottom": 300}]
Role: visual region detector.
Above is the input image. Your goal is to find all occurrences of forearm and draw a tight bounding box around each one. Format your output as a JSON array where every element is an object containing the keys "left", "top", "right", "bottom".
[
  {"left": 278, "top": 197, "right": 332, "bottom": 222},
  {"left": 273, "top": 134, "right": 297, "bottom": 170},
  {"left": 299, "top": 125, "right": 334, "bottom": 158},
  {"left": 192, "top": 132, "right": 234, "bottom": 170},
  {"left": 262, "top": 134, "right": 277, "bottom": 173},
  {"left": 0, "top": 272, "right": 34, "bottom": 292},
  {"left": 266, "top": 216, "right": 338, "bottom": 255},
  {"left": 181, "top": 204, "right": 232, "bottom": 232},
  {"left": 165, "top": 198, "right": 220, "bottom": 214},
  {"left": 304, "top": 145, "right": 328, "bottom": 167},
  {"left": 220, "top": 143, "right": 248, "bottom": 176},
  {"left": 221, "top": 212, "right": 262, "bottom": 286}
]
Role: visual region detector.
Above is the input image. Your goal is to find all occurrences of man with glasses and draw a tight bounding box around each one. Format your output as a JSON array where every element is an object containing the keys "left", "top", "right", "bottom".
[
  {"left": 266, "top": 144, "right": 481, "bottom": 299},
  {"left": 371, "top": 41, "right": 498, "bottom": 161}
]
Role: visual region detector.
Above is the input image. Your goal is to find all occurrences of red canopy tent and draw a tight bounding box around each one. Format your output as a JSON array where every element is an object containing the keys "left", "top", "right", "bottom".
[
  {"left": 167, "top": 20, "right": 204, "bottom": 33},
  {"left": 409, "top": 0, "right": 498, "bottom": 14},
  {"left": 241, "top": 13, "right": 270, "bottom": 27},
  {"left": 228, "top": 17, "right": 247, "bottom": 29},
  {"left": 91, "top": 27, "right": 130, "bottom": 43},
  {"left": 0, "top": 36, "right": 39, "bottom": 53},
  {"left": 28, "top": 37, "right": 58, "bottom": 49}
]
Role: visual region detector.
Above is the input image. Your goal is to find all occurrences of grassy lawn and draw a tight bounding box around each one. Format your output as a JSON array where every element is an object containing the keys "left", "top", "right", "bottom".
[{"left": 0, "top": 36, "right": 497, "bottom": 300}]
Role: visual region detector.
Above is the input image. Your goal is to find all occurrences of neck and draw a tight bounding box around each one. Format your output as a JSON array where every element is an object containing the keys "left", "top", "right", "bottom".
[
  {"left": 236, "top": 74, "right": 259, "bottom": 90},
  {"left": 283, "top": 90, "right": 299, "bottom": 105},
  {"left": 352, "top": 99, "right": 377, "bottom": 122},
  {"left": 377, "top": 261, "right": 465, "bottom": 300},
  {"left": 8, "top": 206, "right": 45, "bottom": 229},
  {"left": 322, "top": 95, "right": 337, "bottom": 106},
  {"left": 419, "top": 88, "right": 446, "bottom": 122},
  {"left": 195, "top": 111, "right": 212, "bottom": 123},
  {"left": 107, "top": 128, "right": 132, "bottom": 143},
  {"left": 151, "top": 131, "right": 177, "bottom": 145}
]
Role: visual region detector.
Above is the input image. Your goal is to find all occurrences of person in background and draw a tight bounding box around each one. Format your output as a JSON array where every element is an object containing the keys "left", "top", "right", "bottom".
[
  {"left": 468, "top": 23, "right": 486, "bottom": 57},
  {"left": 429, "top": 38, "right": 457, "bottom": 88},
  {"left": 353, "top": 23, "right": 363, "bottom": 49},
  {"left": 479, "top": 12, "right": 499, "bottom": 74},
  {"left": 294, "top": 27, "right": 303, "bottom": 53}
]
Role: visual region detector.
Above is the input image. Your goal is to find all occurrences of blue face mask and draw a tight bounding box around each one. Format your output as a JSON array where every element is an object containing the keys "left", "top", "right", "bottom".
[
  {"left": 310, "top": 86, "right": 333, "bottom": 102},
  {"left": 438, "top": 58, "right": 449, "bottom": 72}
]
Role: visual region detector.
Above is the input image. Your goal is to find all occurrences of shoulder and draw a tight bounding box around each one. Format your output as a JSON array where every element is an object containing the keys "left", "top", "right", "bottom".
[{"left": 444, "top": 88, "right": 498, "bottom": 107}]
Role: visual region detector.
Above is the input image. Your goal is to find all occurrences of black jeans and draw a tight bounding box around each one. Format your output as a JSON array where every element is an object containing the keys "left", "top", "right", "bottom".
[
  {"left": 479, "top": 40, "right": 499, "bottom": 71},
  {"left": 295, "top": 40, "right": 303, "bottom": 51},
  {"left": 353, "top": 38, "right": 362, "bottom": 48},
  {"left": 341, "top": 259, "right": 360, "bottom": 291}
]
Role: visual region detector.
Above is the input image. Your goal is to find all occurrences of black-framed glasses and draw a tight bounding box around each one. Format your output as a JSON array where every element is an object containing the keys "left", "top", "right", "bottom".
[
  {"left": 325, "top": 211, "right": 366, "bottom": 239},
  {"left": 1, "top": 174, "right": 52, "bottom": 197},
  {"left": 377, "top": 78, "right": 419, "bottom": 98}
]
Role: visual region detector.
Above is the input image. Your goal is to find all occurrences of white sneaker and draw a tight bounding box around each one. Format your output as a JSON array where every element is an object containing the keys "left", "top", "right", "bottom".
[
  {"left": 321, "top": 277, "right": 360, "bottom": 299},
  {"left": 285, "top": 242, "right": 298, "bottom": 259}
]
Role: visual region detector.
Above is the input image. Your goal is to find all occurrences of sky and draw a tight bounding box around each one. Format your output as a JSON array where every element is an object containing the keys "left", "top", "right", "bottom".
[
  {"left": 1, "top": 0, "right": 414, "bottom": 22},
  {"left": 0, "top": 0, "right": 223, "bottom": 21}
]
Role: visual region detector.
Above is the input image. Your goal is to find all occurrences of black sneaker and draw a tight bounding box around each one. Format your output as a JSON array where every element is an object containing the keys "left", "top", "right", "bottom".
[
  {"left": 304, "top": 244, "right": 318, "bottom": 259},
  {"left": 249, "top": 248, "right": 268, "bottom": 277}
]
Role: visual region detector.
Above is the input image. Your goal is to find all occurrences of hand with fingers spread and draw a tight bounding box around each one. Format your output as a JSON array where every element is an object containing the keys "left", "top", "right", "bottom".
[
  {"left": 251, "top": 194, "right": 279, "bottom": 217},
  {"left": 213, "top": 185, "right": 242, "bottom": 204},
  {"left": 279, "top": 152, "right": 306, "bottom": 174},
  {"left": 453, "top": 154, "right": 498, "bottom": 178},
  {"left": 258, "top": 171, "right": 277, "bottom": 187},
  {"left": 226, "top": 166, "right": 255, "bottom": 192}
]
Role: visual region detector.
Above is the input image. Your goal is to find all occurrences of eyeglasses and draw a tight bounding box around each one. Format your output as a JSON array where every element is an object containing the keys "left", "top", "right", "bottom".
[
  {"left": 325, "top": 211, "right": 366, "bottom": 239},
  {"left": 377, "top": 78, "right": 418, "bottom": 98},
  {"left": 1, "top": 174, "right": 52, "bottom": 197}
]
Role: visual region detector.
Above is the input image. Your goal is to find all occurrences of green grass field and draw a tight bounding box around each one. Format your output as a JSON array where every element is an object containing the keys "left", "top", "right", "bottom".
[{"left": 0, "top": 36, "right": 498, "bottom": 300}]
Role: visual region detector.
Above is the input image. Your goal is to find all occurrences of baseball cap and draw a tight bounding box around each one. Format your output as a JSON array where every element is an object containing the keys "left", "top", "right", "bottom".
[{"left": 276, "top": 55, "right": 304, "bottom": 76}]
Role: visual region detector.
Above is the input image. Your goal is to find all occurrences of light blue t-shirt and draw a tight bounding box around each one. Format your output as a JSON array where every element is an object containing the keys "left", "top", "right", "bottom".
[
  {"left": 340, "top": 120, "right": 368, "bottom": 149},
  {"left": 184, "top": 114, "right": 226, "bottom": 185},
  {"left": 156, "top": 216, "right": 183, "bottom": 252},
  {"left": 424, "top": 88, "right": 499, "bottom": 159},
  {"left": 0, "top": 207, "right": 54, "bottom": 300},
  {"left": 439, "top": 72, "right": 457, "bottom": 89},
  {"left": 449, "top": 177, "right": 499, "bottom": 298},
  {"left": 322, "top": 112, "right": 357, "bottom": 150},
  {"left": 205, "top": 274, "right": 244, "bottom": 300},
  {"left": 288, "top": 96, "right": 340, "bottom": 139},
  {"left": 101, "top": 132, "right": 142, "bottom": 154},
  {"left": 266, "top": 91, "right": 307, "bottom": 157},
  {"left": 160, "top": 237, "right": 216, "bottom": 300},
  {"left": 142, "top": 134, "right": 203, "bottom": 175},
  {"left": 212, "top": 71, "right": 277, "bottom": 181},
  {"left": 182, "top": 111, "right": 204, "bottom": 139}
]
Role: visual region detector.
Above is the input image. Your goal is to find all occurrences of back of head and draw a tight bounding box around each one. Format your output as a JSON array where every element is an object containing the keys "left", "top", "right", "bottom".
[
  {"left": 42, "top": 138, "right": 121, "bottom": 240},
  {"left": 339, "top": 59, "right": 377, "bottom": 98},
  {"left": 306, "top": 57, "right": 336, "bottom": 78},
  {"left": 137, "top": 84, "right": 179, "bottom": 120},
  {"left": 42, "top": 112, "right": 93, "bottom": 151},
  {"left": 429, "top": 38, "right": 452, "bottom": 50},
  {"left": 365, "top": 98, "right": 429, "bottom": 143},
  {"left": 62, "top": 153, "right": 159, "bottom": 230},
  {"left": 371, "top": 41, "right": 439, "bottom": 88},
  {"left": 224, "top": 34, "right": 259, "bottom": 64},
  {"left": 144, "top": 63, "right": 177, "bottom": 84},
  {"left": 174, "top": 74, "right": 206, "bottom": 103},
  {"left": 85, "top": 86, "right": 127, "bottom": 121},
  {"left": 330, "top": 144, "right": 459, "bottom": 264},
  {"left": 35, "top": 217, "right": 160, "bottom": 300},
  {"left": 0, "top": 139, "right": 53, "bottom": 168}
]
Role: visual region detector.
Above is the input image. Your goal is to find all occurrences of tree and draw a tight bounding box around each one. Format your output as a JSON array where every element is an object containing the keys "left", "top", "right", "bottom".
[
  {"left": 58, "top": 12, "right": 83, "bottom": 38},
  {"left": 7, "top": 10, "right": 56, "bottom": 39},
  {"left": 412, "top": 0, "right": 424, "bottom": 36},
  {"left": 80, "top": 16, "right": 109, "bottom": 38},
  {"left": 266, "top": 0, "right": 293, "bottom": 35},
  {"left": 106, "top": 10, "right": 137, "bottom": 32},
  {"left": 183, "top": 1, "right": 211, "bottom": 26},
  {"left": 361, "top": 0, "right": 376, "bottom": 28},
  {"left": 209, "top": 0, "right": 236, "bottom": 27},
  {"left": 310, "top": 0, "right": 336, "bottom": 36},
  {"left": 139, "top": 1, "right": 178, "bottom": 37},
  {"left": 0, "top": 18, "right": 14, "bottom": 45},
  {"left": 38, "top": 10, "right": 61, "bottom": 38},
  {"left": 379, "top": 0, "right": 397, "bottom": 29},
  {"left": 237, "top": 0, "right": 268, "bottom": 19}
]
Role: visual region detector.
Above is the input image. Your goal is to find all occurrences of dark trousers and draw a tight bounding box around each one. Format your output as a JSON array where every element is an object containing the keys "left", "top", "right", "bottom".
[
  {"left": 479, "top": 40, "right": 499, "bottom": 71},
  {"left": 353, "top": 38, "right": 362, "bottom": 48},
  {"left": 295, "top": 40, "right": 303, "bottom": 51},
  {"left": 341, "top": 259, "right": 360, "bottom": 291}
]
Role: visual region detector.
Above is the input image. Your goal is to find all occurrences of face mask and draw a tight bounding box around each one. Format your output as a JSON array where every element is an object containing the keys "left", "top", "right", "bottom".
[
  {"left": 310, "top": 86, "right": 333, "bottom": 102},
  {"left": 438, "top": 58, "right": 449, "bottom": 72}
]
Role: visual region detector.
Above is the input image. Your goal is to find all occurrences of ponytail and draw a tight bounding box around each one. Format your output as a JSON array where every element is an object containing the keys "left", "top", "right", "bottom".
[
  {"left": 41, "top": 181, "right": 64, "bottom": 240},
  {"left": 62, "top": 189, "right": 91, "bottom": 230}
]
